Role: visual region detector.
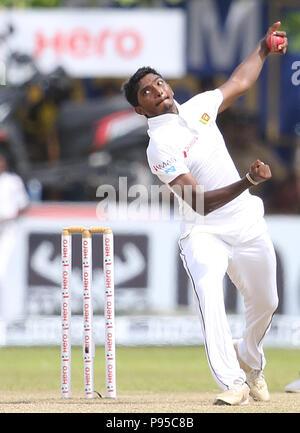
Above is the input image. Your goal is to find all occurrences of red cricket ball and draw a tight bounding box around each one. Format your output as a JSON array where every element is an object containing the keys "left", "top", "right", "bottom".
[{"left": 267, "top": 34, "right": 284, "bottom": 51}]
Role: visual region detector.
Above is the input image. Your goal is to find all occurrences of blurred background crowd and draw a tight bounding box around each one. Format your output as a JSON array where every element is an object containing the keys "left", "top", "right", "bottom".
[{"left": 0, "top": 0, "right": 299, "bottom": 214}]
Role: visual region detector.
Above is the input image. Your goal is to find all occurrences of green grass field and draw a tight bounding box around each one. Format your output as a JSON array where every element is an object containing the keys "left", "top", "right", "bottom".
[{"left": 0, "top": 346, "right": 299, "bottom": 394}]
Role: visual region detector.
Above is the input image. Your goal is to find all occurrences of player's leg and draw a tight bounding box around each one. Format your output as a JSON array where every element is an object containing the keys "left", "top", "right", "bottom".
[
  {"left": 179, "top": 231, "right": 247, "bottom": 398},
  {"left": 285, "top": 375, "right": 300, "bottom": 393},
  {"left": 227, "top": 231, "right": 278, "bottom": 400}
]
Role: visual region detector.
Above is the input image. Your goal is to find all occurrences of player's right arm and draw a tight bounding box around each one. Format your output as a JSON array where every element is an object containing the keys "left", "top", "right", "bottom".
[
  {"left": 169, "top": 160, "right": 271, "bottom": 216},
  {"left": 217, "top": 22, "right": 288, "bottom": 113}
]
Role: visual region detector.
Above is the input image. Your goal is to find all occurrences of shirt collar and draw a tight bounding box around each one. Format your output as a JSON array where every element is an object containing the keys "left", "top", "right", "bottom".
[{"left": 147, "top": 100, "right": 181, "bottom": 128}]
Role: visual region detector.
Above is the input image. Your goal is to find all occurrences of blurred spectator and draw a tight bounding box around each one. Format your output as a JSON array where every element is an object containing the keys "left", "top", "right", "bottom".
[
  {"left": 0, "top": 150, "right": 29, "bottom": 322},
  {"left": 285, "top": 374, "right": 300, "bottom": 393}
]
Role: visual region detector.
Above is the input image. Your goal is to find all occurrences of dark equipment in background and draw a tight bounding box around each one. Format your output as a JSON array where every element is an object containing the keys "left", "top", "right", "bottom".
[{"left": 0, "top": 24, "right": 149, "bottom": 200}]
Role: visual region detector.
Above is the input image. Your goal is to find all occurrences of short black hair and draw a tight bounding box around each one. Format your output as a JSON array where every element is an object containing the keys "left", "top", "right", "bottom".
[{"left": 122, "top": 66, "right": 162, "bottom": 107}]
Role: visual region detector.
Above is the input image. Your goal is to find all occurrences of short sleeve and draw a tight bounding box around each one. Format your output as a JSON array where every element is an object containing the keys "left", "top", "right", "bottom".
[
  {"left": 207, "top": 89, "right": 223, "bottom": 120},
  {"left": 180, "top": 88, "right": 223, "bottom": 123},
  {"left": 147, "top": 142, "right": 190, "bottom": 184}
]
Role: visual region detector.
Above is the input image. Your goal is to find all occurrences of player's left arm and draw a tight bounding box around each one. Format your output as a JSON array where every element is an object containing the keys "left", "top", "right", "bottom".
[{"left": 218, "top": 21, "right": 288, "bottom": 113}]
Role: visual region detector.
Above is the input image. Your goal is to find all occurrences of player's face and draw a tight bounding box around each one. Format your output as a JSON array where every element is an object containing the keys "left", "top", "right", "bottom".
[{"left": 135, "top": 73, "right": 178, "bottom": 118}]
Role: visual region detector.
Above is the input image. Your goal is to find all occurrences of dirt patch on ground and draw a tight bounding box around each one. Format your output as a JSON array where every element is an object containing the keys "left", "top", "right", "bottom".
[{"left": 0, "top": 390, "right": 299, "bottom": 413}]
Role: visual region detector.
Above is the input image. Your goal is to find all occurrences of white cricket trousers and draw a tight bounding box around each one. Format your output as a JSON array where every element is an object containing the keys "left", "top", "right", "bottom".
[{"left": 179, "top": 229, "right": 278, "bottom": 390}]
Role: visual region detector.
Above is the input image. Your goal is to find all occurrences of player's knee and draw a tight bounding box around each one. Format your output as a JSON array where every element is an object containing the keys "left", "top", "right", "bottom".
[
  {"left": 266, "top": 293, "right": 279, "bottom": 316},
  {"left": 256, "top": 291, "right": 278, "bottom": 318},
  {"left": 272, "top": 294, "right": 279, "bottom": 313}
]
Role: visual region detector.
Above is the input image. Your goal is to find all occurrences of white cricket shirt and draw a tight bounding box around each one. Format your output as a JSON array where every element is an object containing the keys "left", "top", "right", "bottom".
[
  {"left": 0, "top": 171, "right": 29, "bottom": 220},
  {"left": 146, "top": 89, "right": 267, "bottom": 240}
]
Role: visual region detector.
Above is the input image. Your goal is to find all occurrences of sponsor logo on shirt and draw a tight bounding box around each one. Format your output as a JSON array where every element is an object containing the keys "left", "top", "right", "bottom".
[
  {"left": 164, "top": 166, "right": 176, "bottom": 174},
  {"left": 183, "top": 136, "right": 198, "bottom": 158},
  {"left": 152, "top": 157, "right": 176, "bottom": 172},
  {"left": 199, "top": 112, "right": 210, "bottom": 125}
]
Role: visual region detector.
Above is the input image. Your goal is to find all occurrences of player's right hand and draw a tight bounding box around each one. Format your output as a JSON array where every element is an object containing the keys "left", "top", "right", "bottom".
[
  {"left": 249, "top": 159, "right": 272, "bottom": 183},
  {"left": 264, "top": 21, "right": 288, "bottom": 55}
]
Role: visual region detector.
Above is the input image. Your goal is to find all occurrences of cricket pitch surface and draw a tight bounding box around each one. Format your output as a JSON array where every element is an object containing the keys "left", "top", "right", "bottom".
[{"left": 0, "top": 390, "right": 299, "bottom": 413}]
